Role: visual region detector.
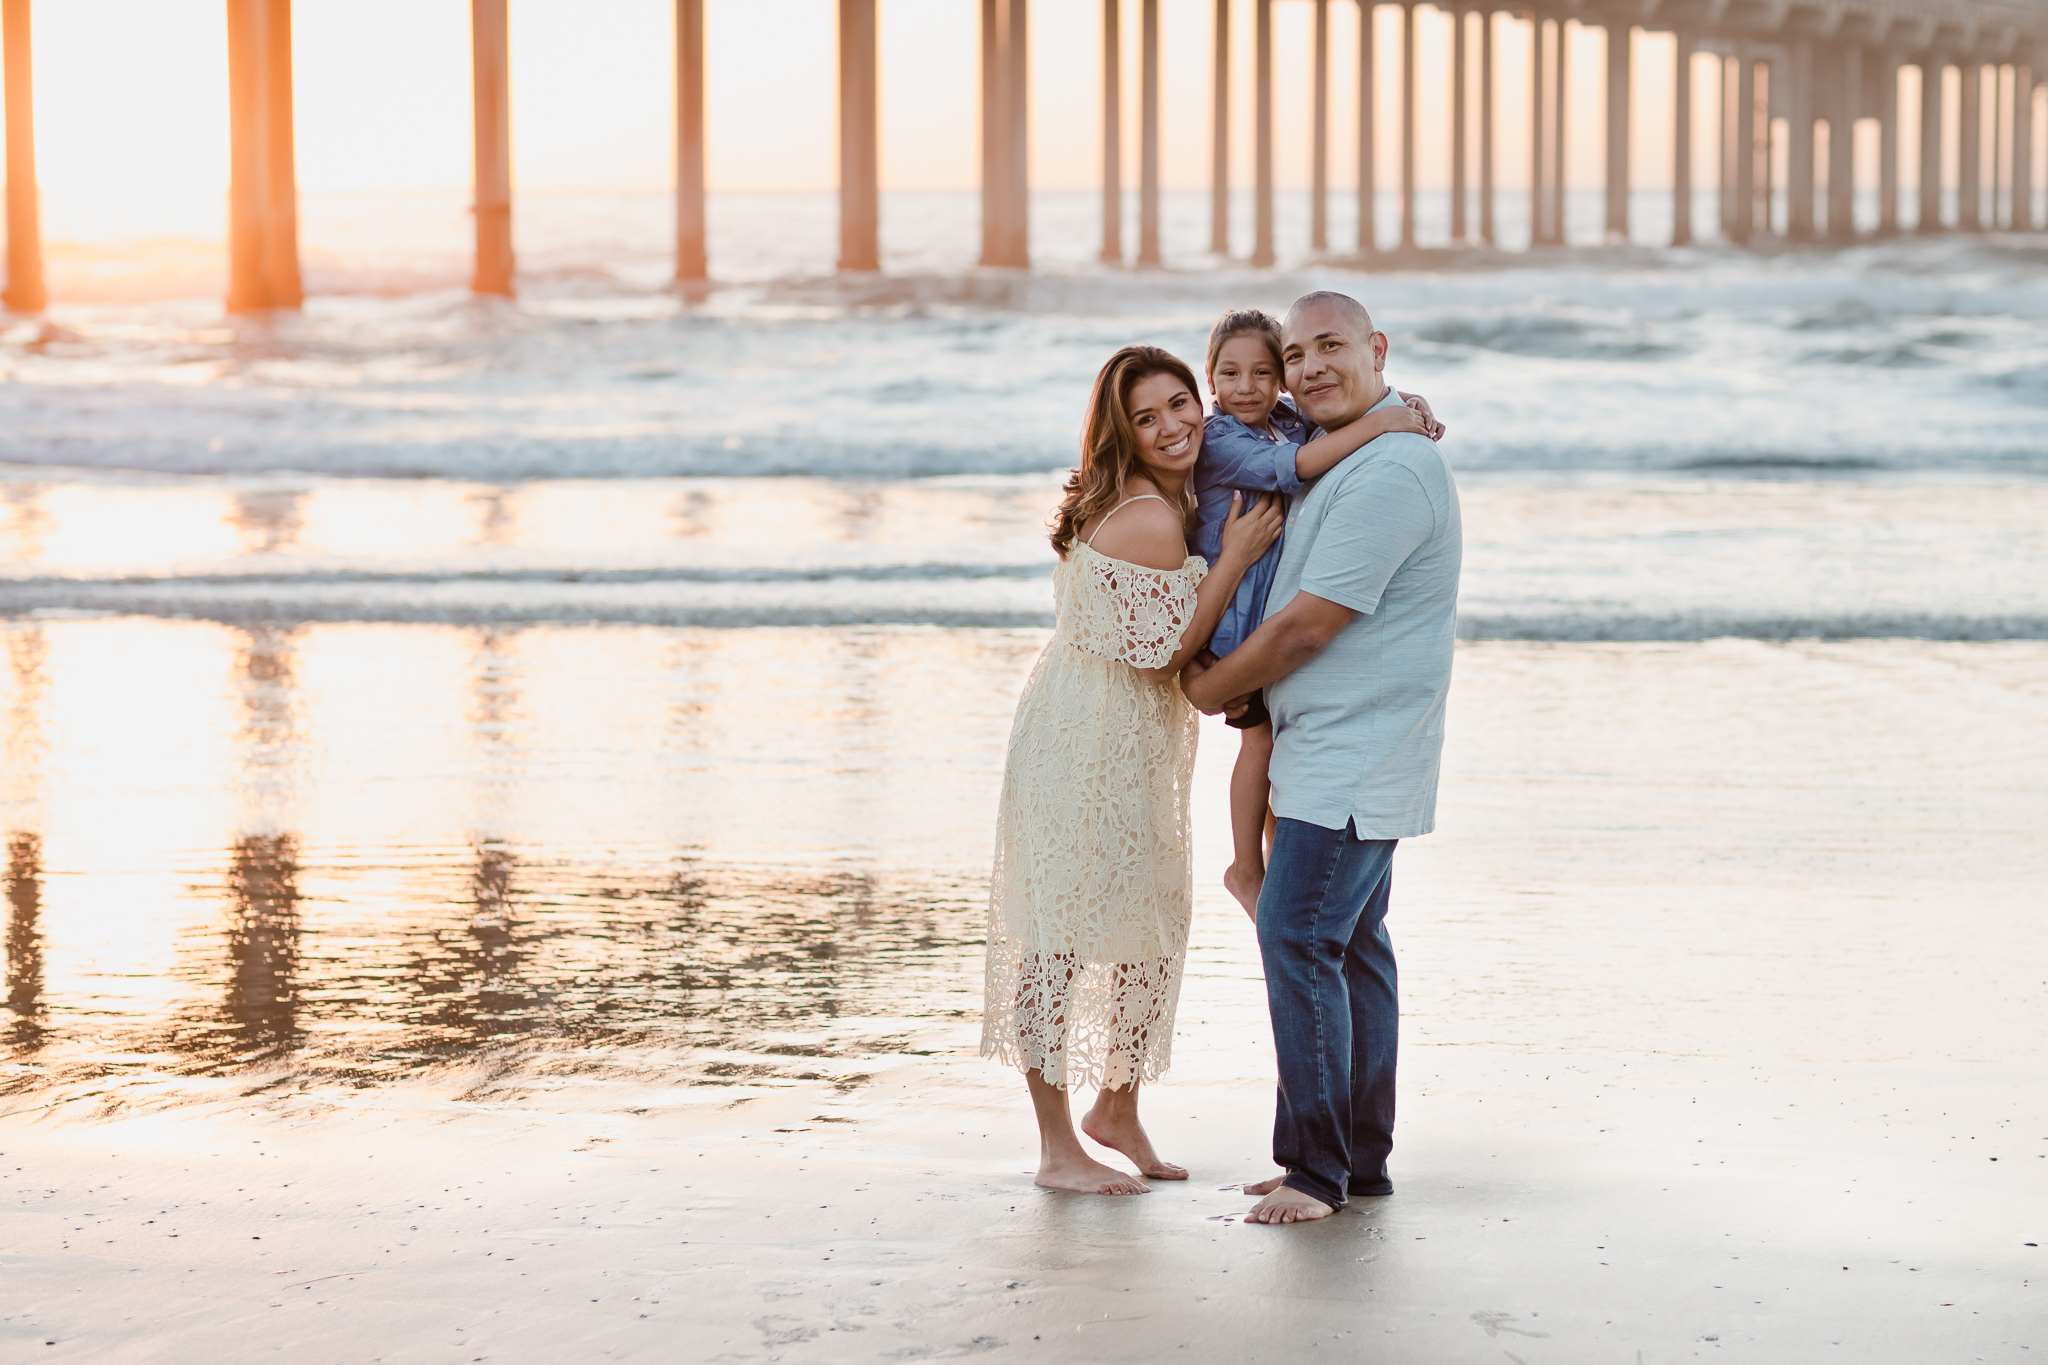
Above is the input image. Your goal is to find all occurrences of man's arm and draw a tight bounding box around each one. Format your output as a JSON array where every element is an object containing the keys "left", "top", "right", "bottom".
[
  {"left": 1184, "top": 455, "right": 1440, "bottom": 715},
  {"left": 1181, "top": 590, "right": 1355, "bottom": 713}
]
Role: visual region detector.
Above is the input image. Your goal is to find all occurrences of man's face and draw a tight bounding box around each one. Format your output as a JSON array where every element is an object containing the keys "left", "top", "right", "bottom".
[{"left": 1281, "top": 303, "right": 1389, "bottom": 430}]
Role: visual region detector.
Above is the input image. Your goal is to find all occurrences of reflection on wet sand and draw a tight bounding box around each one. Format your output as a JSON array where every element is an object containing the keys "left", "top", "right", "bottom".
[
  {"left": 5, "top": 834, "right": 42, "bottom": 1050},
  {"left": 219, "top": 833, "right": 301, "bottom": 1055}
]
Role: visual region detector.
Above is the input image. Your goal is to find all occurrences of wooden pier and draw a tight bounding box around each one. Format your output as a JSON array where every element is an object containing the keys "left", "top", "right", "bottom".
[{"left": 0, "top": 0, "right": 2045, "bottom": 312}]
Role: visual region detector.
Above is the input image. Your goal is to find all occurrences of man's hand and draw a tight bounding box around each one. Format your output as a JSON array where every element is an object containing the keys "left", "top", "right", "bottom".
[{"left": 1181, "top": 651, "right": 1222, "bottom": 713}]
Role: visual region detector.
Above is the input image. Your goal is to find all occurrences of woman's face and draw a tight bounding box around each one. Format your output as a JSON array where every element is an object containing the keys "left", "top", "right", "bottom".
[
  {"left": 1124, "top": 371, "right": 1204, "bottom": 481},
  {"left": 1210, "top": 334, "right": 1282, "bottom": 426}
]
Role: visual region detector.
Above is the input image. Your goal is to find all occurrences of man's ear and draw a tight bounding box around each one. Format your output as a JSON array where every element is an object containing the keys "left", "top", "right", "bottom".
[{"left": 1369, "top": 331, "right": 1389, "bottom": 372}]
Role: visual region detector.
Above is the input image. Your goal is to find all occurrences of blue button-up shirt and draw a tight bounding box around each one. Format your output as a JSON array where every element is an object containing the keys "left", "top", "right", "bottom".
[{"left": 1191, "top": 401, "right": 1311, "bottom": 658}]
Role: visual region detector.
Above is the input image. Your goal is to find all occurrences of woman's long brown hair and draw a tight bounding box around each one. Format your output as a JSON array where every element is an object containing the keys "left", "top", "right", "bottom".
[{"left": 1049, "top": 345, "right": 1203, "bottom": 558}]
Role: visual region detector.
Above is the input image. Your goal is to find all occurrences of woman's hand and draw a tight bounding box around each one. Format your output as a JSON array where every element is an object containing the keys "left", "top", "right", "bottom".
[
  {"left": 1397, "top": 391, "right": 1446, "bottom": 441},
  {"left": 1216, "top": 491, "right": 1285, "bottom": 571}
]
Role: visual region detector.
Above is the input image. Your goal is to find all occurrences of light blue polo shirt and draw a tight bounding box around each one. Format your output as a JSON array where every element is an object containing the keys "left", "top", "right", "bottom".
[{"left": 1262, "top": 384, "right": 1462, "bottom": 838}]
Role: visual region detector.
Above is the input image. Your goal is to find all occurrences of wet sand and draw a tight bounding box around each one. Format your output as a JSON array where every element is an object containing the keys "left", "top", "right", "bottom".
[{"left": 3, "top": 627, "right": 2045, "bottom": 1361}]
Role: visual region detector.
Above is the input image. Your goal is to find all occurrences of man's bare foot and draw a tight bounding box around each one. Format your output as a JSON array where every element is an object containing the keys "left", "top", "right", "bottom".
[
  {"left": 1035, "top": 1152, "right": 1150, "bottom": 1195},
  {"left": 1080, "top": 1107, "right": 1188, "bottom": 1181},
  {"left": 1245, "top": 1184, "right": 1334, "bottom": 1224},
  {"left": 1242, "top": 1174, "right": 1287, "bottom": 1196},
  {"left": 1223, "top": 862, "right": 1264, "bottom": 920}
]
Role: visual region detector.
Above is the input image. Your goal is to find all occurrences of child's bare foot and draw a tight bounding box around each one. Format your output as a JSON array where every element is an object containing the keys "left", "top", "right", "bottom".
[
  {"left": 1035, "top": 1152, "right": 1150, "bottom": 1195},
  {"left": 1245, "top": 1184, "right": 1334, "bottom": 1224},
  {"left": 1080, "top": 1106, "right": 1188, "bottom": 1181},
  {"left": 1223, "top": 861, "right": 1264, "bottom": 920},
  {"left": 1242, "top": 1174, "right": 1287, "bottom": 1195}
]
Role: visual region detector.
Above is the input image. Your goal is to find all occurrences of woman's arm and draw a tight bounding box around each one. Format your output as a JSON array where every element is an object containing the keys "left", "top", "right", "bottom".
[
  {"left": 1090, "top": 493, "right": 1285, "bottom": 685},
  {"left": 1291, "top": 393, "right": 1436, "bottom": 482}
]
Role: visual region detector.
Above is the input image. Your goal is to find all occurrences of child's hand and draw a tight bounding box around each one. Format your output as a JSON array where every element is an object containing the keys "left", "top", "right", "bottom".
[{"left": 1397, "top": 391, "right": 1446, "bottom": 441}]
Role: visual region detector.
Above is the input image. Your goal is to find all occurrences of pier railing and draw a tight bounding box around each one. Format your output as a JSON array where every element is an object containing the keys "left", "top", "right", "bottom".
[{"left": 1, "top": 0, "right": 2044, "bottom": 313}]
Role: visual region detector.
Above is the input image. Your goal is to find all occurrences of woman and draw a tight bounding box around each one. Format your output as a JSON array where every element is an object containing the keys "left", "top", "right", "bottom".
[{"left": 981, "top": 345, "right": 1285, "bottom": 1195}]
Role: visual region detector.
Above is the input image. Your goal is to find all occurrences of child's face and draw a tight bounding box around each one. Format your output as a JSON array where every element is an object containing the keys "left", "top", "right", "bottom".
[{"left": 1210, "top": 335, "right": 1283, "bottom": 427}]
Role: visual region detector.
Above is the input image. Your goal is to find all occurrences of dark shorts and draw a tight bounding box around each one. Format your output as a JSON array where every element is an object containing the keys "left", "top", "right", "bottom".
[{"left": 1223, "top": 688, "right": 1271, "bottom": 730}]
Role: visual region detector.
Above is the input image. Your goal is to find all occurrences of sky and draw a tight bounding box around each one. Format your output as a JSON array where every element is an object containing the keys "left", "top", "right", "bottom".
[{"left": 0, "top": 0, "right": 1941, "bottom": 245}]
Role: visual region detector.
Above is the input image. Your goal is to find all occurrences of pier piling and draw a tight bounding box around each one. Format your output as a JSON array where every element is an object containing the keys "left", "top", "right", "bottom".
[
  {"left": 1919, "top": 59, "right": 1942, "bottom": 230},
  {"left": 1101, "top": 0, "right": 1122, "bottom": 264},
  {"left": 1605, "top": 23, "right": 1629, "bottom": 243},
  {"left": 1672, "top": 32, "right": 1693, "bottom": 246},
  {"left": 674, "top": 0, "right": 707, "bottom": 281},
  {"left": 1253, "top": 0, "right": 1275, "bottom": 266},
  {"left": 1356, "top": 0, "right": 1376, "bottom": 252},
  {"left": 1139, "top": 0, "right": 1162, "bottom": 266},
  {"left": 469, "top": 0, "right": 513, "bottom": 296},
  {"left": 1, "top": 0, "right": 43, "bottom": 313},
  {"left": 1451, "top": 7, "right": 1468, "bottom": 243},
  {"left": 837, "top": 0, "right": 880, "bottom": 272},
  {"left": 1399, "top": 1, "right": 1415, "bottom": 248},
  {"left": 1478, "top": 9, "right": 1494, "bottom": 245},
  {"left": 226, "top": 0, "right": 302, "bottom": 312},
  {"left": 1311, "top": 0, "right": 1330, "bottom": 252}
]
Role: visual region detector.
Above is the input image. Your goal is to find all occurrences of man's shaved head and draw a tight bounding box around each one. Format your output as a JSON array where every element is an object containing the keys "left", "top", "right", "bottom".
[
  {"left": 1283, "top": 290, "right": 1375, "bottom": 338},
  {"left": 1281, "top": 290, "right": 1389, "bottom": 430}
]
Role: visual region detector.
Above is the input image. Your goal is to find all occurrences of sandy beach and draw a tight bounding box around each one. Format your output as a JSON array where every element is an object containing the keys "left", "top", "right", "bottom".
[{"left": 5, "top": 625, "right": 2042, "bottom": 1361}]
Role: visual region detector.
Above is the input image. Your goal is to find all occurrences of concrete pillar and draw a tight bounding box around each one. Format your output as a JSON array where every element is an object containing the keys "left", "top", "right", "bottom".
[
  {"left": 1720, "top": 54, "right": 1735, "bottom": 238},
  {"left": 1311, "top": 0, "right": 1330, "bottom": 250},
  {"left": 1357, "top": 0, "right": 1376, "bottom": 251},
  {"left": 1, "top": 0, "right": 44, "bottom": 313},
  {"left": 2023, "top": 64, "right": 2039, "bottom": 231},
  {"left": 674, "top": 0, "right": 707, "bottom": 281},
  {"left": 980, "top": 0, "right": 1030, "bottom": 268},
  {"left": 837, "top": 0, "right": 879, "bottom": 272},
  {"left": 1827, "top": 45, "right": 1858, "bottom": 239},
  {"left": 1919, "top": 58, "right": 1943, "bottom": 229},
  {"left": 1755, "top": 58, "right": 1772, "bottom": 236},
  {"left": 228, "top": 0, "right": 304, "bottom": 311},
  {"left": 1253, "top": 0, "right": 1275, "bottom": 266},
  {"left": 1101, "top": 0, "right": 1122, "bottom": 264},
  {"left": 1878, "top": 53, "right": 1899, "bottom": 235},
  {"left": 1530, "top": 15, "right": 1546, "bottom": 245},
  {"left": 1211, "top": 0, "right": 1229, "bottom": 255},
  {"left": 1551, "top": 17, "right": 1568, "bottom": 244},
  {"left": 1672, "top": 32, "right": 1692, "bottom": 246},
  {"left": 1400, "top": 1, "right": 1416, "bottom": 248},
  {"left": 1733, "top": 52, "right": 1755, "bottom": 243},
  {"left": 1479, "top": 7, "right": 1494, "bottom": 244},
  {"left": 1139, "top": 0, "right": 1161, "bottom": 265},
  {"left": 1959, "top": 62, "right": 1980, "bottom": 229},
  {"left": 1787, "top": 42, "right": 1815, "bottom": 240},
  {"left": 469, "top": 0, "right": 513, "bottom": 297},
  {"left": 1997, "top": 64, "right": 2015, "bottom": 228},
  {"left": 1451, "top": 7, "right": 1467, "bottom": 242},
  {"left": 1605, "top": 22, "right": 1630, "bottom": 242},
  {"left": 1003, "top": 0, "right": 1030, "bottom": 266}
]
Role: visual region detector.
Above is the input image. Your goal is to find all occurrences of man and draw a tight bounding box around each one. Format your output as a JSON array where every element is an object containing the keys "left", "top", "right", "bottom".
[{"left": 1182, "top": 291, "right": 1462, "bottom": 1225}]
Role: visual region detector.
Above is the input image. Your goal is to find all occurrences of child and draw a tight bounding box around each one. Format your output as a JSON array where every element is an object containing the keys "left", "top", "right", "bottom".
[{"left": 1190, "top": 308, "right": 1442, "bottom": 917}]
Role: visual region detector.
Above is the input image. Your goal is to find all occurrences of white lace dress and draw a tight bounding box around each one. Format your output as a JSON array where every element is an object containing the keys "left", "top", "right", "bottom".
[{"left": 980, "top": 520, "right": 1207, "bottom": 1091}]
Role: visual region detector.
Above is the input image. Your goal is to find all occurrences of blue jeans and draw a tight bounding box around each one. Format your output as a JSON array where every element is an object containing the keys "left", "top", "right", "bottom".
[{"left": 1256, "top": 819, "right": 1399, "bottom": 1210}]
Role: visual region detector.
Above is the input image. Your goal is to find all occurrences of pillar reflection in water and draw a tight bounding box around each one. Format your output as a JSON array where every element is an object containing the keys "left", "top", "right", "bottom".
[
  {"left": 222, "top": 832, "right": 301, "bottom": 1049},
  {"left": 5, "top": 833, "right": 42, "bottom": 1048},
  {"left": 228, "top": 487, "right": 306, "bottom": 556},
  {"left": 4, "top": 625, "right": 48, "bottom": 1051},
  {"left": 217, "top": 625, "right": 307, "bottom": 1059}
]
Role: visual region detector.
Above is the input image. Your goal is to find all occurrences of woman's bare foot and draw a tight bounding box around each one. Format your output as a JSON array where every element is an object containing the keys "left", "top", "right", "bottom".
[
  {"left": 1035, "top": 1152, "right": 1150, "bottom": 1195},
  {"left": 1081, "top": 1105, "right": 1188, "bottom": 1180},
  {"left": 1223, "top": 862, "right": 1263, "bottom": 920},
  {"left": 1241, "top": 1174, "right": 1287, "bottom": 1196},
  {"left": 1245, "top": 1184, "right": 1334, "bottom": 1224}
]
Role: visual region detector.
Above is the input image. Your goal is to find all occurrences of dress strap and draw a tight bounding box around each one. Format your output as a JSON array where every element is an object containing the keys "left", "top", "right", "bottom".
[{"left": 1083, "top": 494, "right": 1170, "bottom": 547}]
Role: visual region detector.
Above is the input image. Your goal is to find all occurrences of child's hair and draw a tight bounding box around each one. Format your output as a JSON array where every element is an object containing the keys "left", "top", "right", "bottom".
[{"left": 1204, "top": 308, "right": 1285, "bottom": 391}]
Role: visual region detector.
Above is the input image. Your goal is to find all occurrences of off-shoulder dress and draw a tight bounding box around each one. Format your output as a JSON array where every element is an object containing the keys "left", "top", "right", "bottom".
[{"left": 980, "top": 496, "right": 1208, "bottom": 1091}]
